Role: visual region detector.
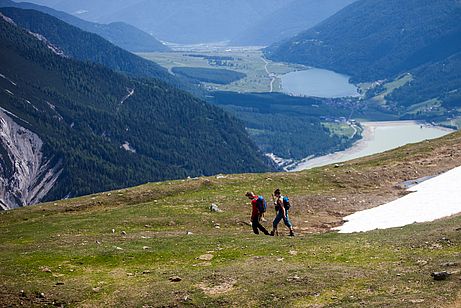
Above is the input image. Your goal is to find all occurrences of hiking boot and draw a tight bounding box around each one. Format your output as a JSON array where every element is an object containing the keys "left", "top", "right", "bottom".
[
  {"left": 270, "top": 231, "right": 275, "bottom": 236},
  {"left": 289, "top": 231, "right": 295, "bottom": 237},
  {"left": 264, "top": 231, "right": 270, "bottom": 236}
]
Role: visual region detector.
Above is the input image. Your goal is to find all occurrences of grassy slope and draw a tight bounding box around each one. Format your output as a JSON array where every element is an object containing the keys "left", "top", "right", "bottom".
[{"left": 1, "top": 132, "right": 461, "bottom": 307}]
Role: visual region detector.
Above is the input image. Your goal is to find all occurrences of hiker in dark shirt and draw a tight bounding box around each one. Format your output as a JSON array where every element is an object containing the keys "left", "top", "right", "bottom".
[
  {"left": 270, "top": 188, "right": 294, "bottom": 236},
  {"left": 245, "top": 192, "right": 270, "bottom": 235}
]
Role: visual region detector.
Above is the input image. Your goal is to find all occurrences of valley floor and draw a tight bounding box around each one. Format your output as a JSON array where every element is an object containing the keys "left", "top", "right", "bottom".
[
  {"left": 138, "top": 47, "right": 304, "bottom": 93},
  {"left": 1, "top": 131, "right": 460, "bottom": 307}
]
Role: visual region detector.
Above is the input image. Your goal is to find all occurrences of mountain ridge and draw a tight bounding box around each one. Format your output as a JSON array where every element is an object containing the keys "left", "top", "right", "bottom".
[
  {"left": 265, "top": 0, "right": 461, "bottom": 80},
  {"left": 232, "top": 0, "right": 356, "bottom": 46},
  {"left": 22, "top": 0, "right": 293, "bottom": 44},
  {"left": 0, "top": 7, "right": 194, "bottom": 92},
  {"left": 0, "top": 0, "right": 170, "bottom": 52}
]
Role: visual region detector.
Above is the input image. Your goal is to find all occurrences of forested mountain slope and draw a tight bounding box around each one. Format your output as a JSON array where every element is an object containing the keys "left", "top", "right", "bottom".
[
  {"left": 265, "top": 0, "right": 461, "bottom": 109},
  {"left": 209, "top": 91, "right": 361, "bottom": 160},
  {"left": 0, "top": 7, "right": 188, "bottom": 90},
  {"left": 0, "top": 15, "right": 271, "bottom": 209},
  {"left": 0, "top": 0, "right": 170, "bottom": 52}
]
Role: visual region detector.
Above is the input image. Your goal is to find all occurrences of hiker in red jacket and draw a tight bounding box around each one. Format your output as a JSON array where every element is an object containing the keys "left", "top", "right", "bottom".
[{"left": 245, "top": 192, "right": 270, "bottom": 235}]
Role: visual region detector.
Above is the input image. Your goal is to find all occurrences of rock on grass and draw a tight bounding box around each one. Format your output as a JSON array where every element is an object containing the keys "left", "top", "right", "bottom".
[
  {"left": 169, "top": 276, "right": 182, "bottom": 282},
  {"left": 431, "top": 271, "right": 451, "bottom": 281}
]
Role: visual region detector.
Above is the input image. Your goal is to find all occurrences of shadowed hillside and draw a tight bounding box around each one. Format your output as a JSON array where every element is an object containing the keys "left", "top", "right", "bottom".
[{"left": 0, "top": 14, "right": 271, "bottom": 208}]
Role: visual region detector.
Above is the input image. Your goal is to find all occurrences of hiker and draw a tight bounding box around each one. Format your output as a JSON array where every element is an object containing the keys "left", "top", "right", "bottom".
[
  {"left": 270, "top": 188, "right": 294, "bottom": 236},
  {"left": 245, "top": 192, "right": 270, "bottom": 235}
]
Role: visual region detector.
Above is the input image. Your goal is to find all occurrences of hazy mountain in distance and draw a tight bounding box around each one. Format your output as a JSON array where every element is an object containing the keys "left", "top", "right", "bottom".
[
  {"left": 232, "top": 0, "right": 357, "bottom": 46},
  {"left": 21, "top": 0, "right": 293, "bottom": 44},
  {"left": 0, "top": 0, "right": 170, "bottom": 52},
  {"left": 6, "top": 0, "right": 142, "bottom": 21},
  {"left": 11, "top": 0, "right": 60, "bottom": 5},
  {"left": 0, "top": 7, "right": 176, "bottom": 82}
]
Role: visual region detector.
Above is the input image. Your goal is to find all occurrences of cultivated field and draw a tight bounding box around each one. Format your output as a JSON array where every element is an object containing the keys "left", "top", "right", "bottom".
[{"left": 138, "top": 48, "right": 305, "bottom": 93}]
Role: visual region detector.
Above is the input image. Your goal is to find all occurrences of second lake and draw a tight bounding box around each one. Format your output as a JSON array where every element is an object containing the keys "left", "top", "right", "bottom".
[{"left": 281, "top": 68, "right": 360, "bottom": 98}]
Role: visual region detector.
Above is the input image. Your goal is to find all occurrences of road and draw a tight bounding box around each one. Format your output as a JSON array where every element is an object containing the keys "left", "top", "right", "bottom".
[
  {"left": 350, "top": 124, "right": 358, "bottom": 139},
  {"left": 261, "top": 57, "right": 276, "bottom": 92}
]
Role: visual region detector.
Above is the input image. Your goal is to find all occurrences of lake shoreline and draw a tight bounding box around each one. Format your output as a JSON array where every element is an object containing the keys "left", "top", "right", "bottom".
[
  {"left": 280, "top": 67, "right": 360, "bottom": 98},
  {"left": 287, "top": 121, "right": 454, "bottom": 172}
]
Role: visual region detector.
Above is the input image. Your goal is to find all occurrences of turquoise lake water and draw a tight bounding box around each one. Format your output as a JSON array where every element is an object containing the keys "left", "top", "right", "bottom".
[
  {"left": 290, "top": 122, "right": 453, "bottom": 171},
  {"left": 281, "top": 68, "right": 360, "bottom": 98}
]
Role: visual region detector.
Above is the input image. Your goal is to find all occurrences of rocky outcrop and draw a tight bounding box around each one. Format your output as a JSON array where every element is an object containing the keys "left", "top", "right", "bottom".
[{"left": 0, "top": 110, "right": 63, "bottom": 210}]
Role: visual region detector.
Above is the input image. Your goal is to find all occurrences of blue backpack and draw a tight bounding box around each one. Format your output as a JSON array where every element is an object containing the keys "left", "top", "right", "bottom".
[
  {"left": 283, "top": 196, "right": 291, "bottom": 210},
  {"left": 256, "top": 196, "right": 267, "bottom": 213}
]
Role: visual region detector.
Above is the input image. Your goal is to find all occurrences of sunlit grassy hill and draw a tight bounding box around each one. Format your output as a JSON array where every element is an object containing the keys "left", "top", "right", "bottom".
[{"left": 1, "top": 131, "right": 461, "bottom": 307}]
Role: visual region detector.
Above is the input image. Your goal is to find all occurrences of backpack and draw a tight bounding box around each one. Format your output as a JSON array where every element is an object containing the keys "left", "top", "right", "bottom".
[
  {"left": 283, "top": 196, "right": 291, "bottom": 210},
  {"left": 256, "top": 196, "right": 267, "bottom": 213}
]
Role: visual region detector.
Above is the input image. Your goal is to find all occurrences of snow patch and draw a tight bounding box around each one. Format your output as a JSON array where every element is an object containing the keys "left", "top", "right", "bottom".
[
  {"left": 0, "top": 107, "right": 30, "bottom": 125},
  {"left": 335, "top": 166, "right": 461, "bottom": 233},
  {"left": 46, "top": 101, "right": 63, "bottom": 121},
  {"left": 0, "top": 12, "right": 16, "bottom": 26},
  {"left": 121, "top": 142, "right": 136, "bottom": 153},
  {"left": 3, "top": 89, "right": 14, "bottom": 96},
  {"left": 28, "top": 31, "right": 66, "bottom": 57},
  {"left": 0, "top": 72, "right": 17, "bottom": 86},
  {"left": 24, "top": 99, "right": 39, "bottom": 112},
  {"left": 46, "top": 101, "right": 56, "bottom": 111},
  {"left": 120, "top": 88, "right": 135, "bottom": 105},
  {"left": 73, "top": 10, "right": 89, "bottom": 15}
]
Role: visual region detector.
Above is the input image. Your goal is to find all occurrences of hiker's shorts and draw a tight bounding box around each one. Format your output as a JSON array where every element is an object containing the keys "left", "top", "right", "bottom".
[{"left": 273, "top": 210, "right": 292, "bottom": 228}]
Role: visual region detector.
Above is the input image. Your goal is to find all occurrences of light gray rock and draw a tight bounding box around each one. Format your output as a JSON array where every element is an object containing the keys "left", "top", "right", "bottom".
[
  {"left": 210, "top": 203, "right": 223, "bottom": 212},
  {"left": 169, "top": 276, "right": 182, "bottom": 282},
  {"left": 0, "top": 110, "right": 63, "bottom": 210},
  {"left": 441, "top": 262, "right": 458, "bottom": 267}
]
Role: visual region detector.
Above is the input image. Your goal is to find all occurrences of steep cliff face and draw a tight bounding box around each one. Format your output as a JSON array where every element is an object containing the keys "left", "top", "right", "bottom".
[{"left": 0, "top": 110, "right": 62, "bottom": 210}]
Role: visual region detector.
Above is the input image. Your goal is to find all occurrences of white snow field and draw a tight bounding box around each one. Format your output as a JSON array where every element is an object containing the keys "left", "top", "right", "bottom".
[{"left": 335, "top": 165, "right": 461, "bottom": 233}]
